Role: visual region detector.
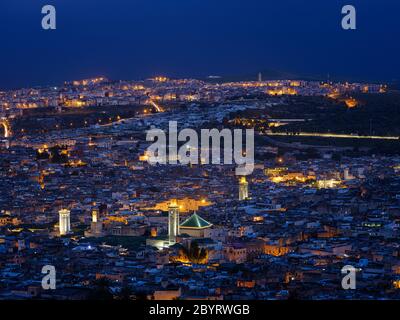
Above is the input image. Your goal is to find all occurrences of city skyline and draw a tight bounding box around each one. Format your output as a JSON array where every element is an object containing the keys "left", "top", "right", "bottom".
[{"left": 0, "top": 72, "right": 393, "bottom": 92}]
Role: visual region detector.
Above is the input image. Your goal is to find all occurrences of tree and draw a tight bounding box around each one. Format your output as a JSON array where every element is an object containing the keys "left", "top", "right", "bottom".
[
  {"left": 117, "top": 286, "right": 133, "bottom": 300},
  {"left": 179, "top": 241, "right": 208, "bottom": 264},
  {"left": 134, "top": 291, "right": 148, "bottom": 300},
  {"left": 88, "top": 278, "right": 114, "bottom": 300}
]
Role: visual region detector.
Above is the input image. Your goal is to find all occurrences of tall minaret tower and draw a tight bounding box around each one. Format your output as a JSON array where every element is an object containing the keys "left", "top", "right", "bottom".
[
  {"left": 239, "top": 176, "right": 249, "bottom": 201},
  {"left": 92, "top": 208, "right": 99, "bottom": 223},
  {"left": 258, "top": 72, "right": 262, "bottom": 82},
  {"left": 168, "top": 199, "right": 180, "bottom": 244},
  {"left": 59, "top": 209, "right": 71, "bottom": 236},
  {"left": 91, "top": 208, "right": 103, "bottom": 236}
]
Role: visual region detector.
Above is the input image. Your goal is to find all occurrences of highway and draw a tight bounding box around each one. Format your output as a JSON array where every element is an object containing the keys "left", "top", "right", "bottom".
[{"left": 267, "top": 132, "right": 399, "bottom": 140}]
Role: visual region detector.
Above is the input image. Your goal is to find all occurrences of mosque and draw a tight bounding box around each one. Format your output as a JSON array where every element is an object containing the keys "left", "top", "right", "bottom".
[{"left": 146, "top": 199, "right": 213, "bottom": 250}]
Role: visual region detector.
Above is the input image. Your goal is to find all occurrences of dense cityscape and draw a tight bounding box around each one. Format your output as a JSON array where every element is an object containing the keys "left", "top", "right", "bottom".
[{"left": 1, "top": 75, "right": 400, "bottom": 300}]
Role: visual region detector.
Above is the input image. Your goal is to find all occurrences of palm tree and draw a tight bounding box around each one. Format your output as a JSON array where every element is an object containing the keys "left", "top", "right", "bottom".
[{"left": 180, "top": 241, "right": 208, "bottom": 264}]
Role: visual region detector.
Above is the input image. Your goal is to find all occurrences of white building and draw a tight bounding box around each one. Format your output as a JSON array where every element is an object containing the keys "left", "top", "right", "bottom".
[{"left": 59, "top": 209, "right": 71, "bottom": 236}]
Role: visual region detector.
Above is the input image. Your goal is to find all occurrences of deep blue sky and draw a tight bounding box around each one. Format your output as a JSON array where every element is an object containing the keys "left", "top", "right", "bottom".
[{"left": 0, "top": 0, "right": 399, "bottom": 89}]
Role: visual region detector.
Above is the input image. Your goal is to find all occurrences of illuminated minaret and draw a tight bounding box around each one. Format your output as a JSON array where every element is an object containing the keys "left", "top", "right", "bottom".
[
  {"left": 239, "top": 176, "right": 249, "bottom": 201},
  {"left": 168, "top": 199, "right": 180, "bottom": 244},
  {"left": 258, "top": 72, "right": 262, "bottom": 82},
  {"left": 90, "top": 208, "right": 103, "bottom": 236},
  {"left": 92, "top": 208, "right": 98, "bottom": 223},
  {"left": 59, "top": 209, "right": 71, "bottom": 236}
]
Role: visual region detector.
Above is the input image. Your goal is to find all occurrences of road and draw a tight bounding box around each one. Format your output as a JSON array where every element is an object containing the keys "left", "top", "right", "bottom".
[{"left": 267, "top": 132, "right": 399, "bottom": 141}]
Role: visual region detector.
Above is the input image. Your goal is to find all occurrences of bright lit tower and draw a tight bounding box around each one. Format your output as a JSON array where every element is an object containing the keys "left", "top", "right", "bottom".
[
  {"left": 239, "top": 176, "right": 249, "bottom": 201},
  {"left": 90, "top": 208, "right": 103, "bottom": 236},
  {"left": 92, "top": 208, "right": 99, "bottom": 223},
  {"left": 168, "top": 199, "right": 180, "bottom": 244},
  {"left": 59, "top": 209, "right": 71, "bottom": 236}
]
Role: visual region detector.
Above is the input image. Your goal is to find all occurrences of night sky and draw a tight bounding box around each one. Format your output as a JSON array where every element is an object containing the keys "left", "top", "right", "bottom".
[{"left": 0, "top": 0, "right": 399, "bottom": 89}]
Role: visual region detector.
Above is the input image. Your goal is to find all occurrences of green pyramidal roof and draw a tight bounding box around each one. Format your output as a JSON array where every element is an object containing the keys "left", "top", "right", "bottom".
[{"left": 180, "top": 213, "right": 212, "bottom": 229}]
